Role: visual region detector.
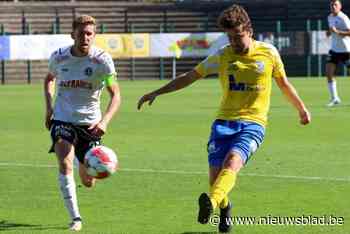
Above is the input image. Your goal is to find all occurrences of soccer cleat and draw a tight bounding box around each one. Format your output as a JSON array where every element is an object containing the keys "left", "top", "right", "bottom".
[
  {"left": 218, "top": 202, "right": 233, "bottom": 233},
  {"left": 69, "top": 217, "right": 82, "bottom": 231},
  {"left": 197, "top": 193, "right": 213, "bottom": 224},
  {"left": 327, "top": 99, "right": 341, "bottom": 107}
]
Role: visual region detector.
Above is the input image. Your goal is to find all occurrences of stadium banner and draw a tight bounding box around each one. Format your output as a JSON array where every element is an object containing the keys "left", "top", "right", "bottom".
[
  {"left": 95, "top": 34, "right": 150, "bottom": 58},
  {"left": 0, "top": 36, "right": 10, "bottom": 60},
  {"left": 311, "top": 31, "right": 331, "bottom": 55},
  {"left": 10, "top": 35, "right": 73, "bottom": 60},
  {"left": 4, "top": 32, "right": 318, "bottom": 60},
  {"left": 256, "top": 32, "right": 307, "bottom": 55},
  {"left": 150, "top": 33, "right": 228, "bottom": 58}
]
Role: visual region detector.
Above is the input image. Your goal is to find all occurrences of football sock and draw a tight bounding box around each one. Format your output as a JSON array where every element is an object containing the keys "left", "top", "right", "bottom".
[
  {"left": 328, "top": 80, "right": 339, "bottom": 100},
  {"left": 59, "top": 173, "right": 81, "bottom": 220},
  {"left": 219, "top": 195, "right": 229, "bottom": 209},
  {"left": 209, "top": 169, "right": 237, "bottom": 209}
]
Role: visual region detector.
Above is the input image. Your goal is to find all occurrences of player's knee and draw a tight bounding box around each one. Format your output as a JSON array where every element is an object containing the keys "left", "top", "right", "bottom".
[
  {"left": 325, "top": 64, "right": 335, "bottom": 78},
  {"left": 223, "top": 152, "right": 243, "bottom": 172},
  {"left": 59, "top": 160, "right": 73, "bottom": 175}
]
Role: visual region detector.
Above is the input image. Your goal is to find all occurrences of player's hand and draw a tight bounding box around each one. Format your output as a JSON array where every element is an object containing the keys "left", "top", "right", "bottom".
[
  {"left": 299, "top": 109, "right": 311, "bottom": 125},
  {"left": 137, "top": 93, "right": 157, "bottom": 110},
  {"left": 88, "top": 120, "right": 107, "bottom": 137},
  {"left": 45, "top": 108, "right": 53, "bottom": 130}
]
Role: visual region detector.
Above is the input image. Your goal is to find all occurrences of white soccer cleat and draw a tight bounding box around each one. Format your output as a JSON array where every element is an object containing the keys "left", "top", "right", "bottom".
[
  {"left": 69, "top": 220, "right": 82, "bottom": 231},
  {"left": 327, "top": 99, "right": 341, "bottom": 107}
]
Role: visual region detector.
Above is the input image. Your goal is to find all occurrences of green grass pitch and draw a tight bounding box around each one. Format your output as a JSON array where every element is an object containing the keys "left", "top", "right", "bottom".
[{"left": 0, "top": 78, "right": 349, "bottom": 234}]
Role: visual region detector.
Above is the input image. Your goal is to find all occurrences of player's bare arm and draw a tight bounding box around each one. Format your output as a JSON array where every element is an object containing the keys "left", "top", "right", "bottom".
[
  {"left": 89, "top": 82, "right": 121, "bottom": 137},
  {"left": 137, "top": 69, "right": 202, "bottom": 110},
  {"left": 330, "top": 26, "right": 350, "bottom": 36},
  {"left": 44, "top": 73, "right": 56, "bottom": 130},
  {"left": 274, "top": 76, "right": 311, "bottom": 125}
]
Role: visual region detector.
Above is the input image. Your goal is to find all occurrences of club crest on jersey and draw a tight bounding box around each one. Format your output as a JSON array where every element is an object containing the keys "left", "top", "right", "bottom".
[
  {"left": 84, "top": 67, "right": 93, "bottom": 76},
  {"left": 255, "top": 61, "right": 265, "bottom": 73}
]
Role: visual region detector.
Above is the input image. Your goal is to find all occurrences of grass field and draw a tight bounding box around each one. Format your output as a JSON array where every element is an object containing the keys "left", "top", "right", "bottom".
[{"left": 0, "top": 78, "right": 349, "bottom": 234}]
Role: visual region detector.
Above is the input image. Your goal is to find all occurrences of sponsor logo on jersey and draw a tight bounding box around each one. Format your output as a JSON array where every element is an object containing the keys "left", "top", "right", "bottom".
[
  {"left": 58, "top": 80, "right": 93, "bottom": 89},
  {"left": 228, "top": 74, "right": 265, "bottom": 92}
]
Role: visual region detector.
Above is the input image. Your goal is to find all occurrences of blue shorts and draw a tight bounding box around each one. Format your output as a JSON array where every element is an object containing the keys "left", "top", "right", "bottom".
[{"left": 207, "top": 119, "right": 265, "bottom": 167}]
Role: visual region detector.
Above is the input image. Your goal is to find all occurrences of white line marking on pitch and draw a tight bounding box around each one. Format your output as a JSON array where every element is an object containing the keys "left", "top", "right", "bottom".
[{"left": 0, "top": 162, "right": 349, "bottom": 182}]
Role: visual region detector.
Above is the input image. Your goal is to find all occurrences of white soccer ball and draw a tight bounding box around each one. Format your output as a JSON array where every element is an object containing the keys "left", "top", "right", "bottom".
[{"left": 84, "top": 145, "right": 118, "bottom": 179}]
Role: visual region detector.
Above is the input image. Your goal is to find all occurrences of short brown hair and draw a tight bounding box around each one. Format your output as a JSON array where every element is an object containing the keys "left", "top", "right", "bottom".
[
  {"left": 72, "top": 15, "right": 96, "bottom": 31},
  {"left": 217, "top": 4, "right": 253, "bottom": 34}
]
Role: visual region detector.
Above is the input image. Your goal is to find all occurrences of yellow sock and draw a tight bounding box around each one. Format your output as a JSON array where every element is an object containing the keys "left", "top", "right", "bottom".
[
  {"left": 209, "top": 169, "right": 237, "bottom": 209},
  {"left": 219, "top": 195, "right": 229, "bottom": 209}
]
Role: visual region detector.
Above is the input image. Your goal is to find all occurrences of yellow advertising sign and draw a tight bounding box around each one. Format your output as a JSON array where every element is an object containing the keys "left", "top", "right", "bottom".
[{"left": 94, "top": 34, "right": 149, "bottom": 58}]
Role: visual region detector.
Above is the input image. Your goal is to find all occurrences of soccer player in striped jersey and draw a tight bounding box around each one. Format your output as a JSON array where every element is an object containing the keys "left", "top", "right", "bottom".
[
  {"left": 44, "top": 15, "right": 121, "bottom": 231},
  {"left": 137, "top": 4, "right": 310, "bottom": 233}
]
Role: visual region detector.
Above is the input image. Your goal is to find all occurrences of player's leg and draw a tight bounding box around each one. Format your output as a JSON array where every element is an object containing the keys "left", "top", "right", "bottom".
[
  {"left": 198, "top": 119, "right": 233, "bottom": 225},
  {"left": 54, "top": 138, "right": 82, "bottom": 231},
  {"left": 198, "top": 166, "right": 220, "bottom": 224},
  {"left": 210, "top": 166, "right": 233, "bottom": 233},
  {"left": 209, "top": 166, "right": 231, "bottom": 209},
  {"left": 198, "top": 152, "right": 239, "bottom": 226},
  {"left": 209, "top": 167, "right": 225, "bottom": 206},
  {"left": 325, "top": 55, "right": 341, "bottom": 106},
  {"left": 78, "top": 162, "right": 96, "bottom": 188},
  {"left": 209, "top": 151, "right": 242, "bottom": 210},
  {"left": 210, "top": 121, "right": 265, "bottom": 209},
  {"left": 74, "top": 126, "right": 101, "bottom": 188},
  {"left": 50, "top": 121, "right": 82, "bottom": 231},
  {"left": 200, "top": 121, "right": 264, "bottom": 231}
]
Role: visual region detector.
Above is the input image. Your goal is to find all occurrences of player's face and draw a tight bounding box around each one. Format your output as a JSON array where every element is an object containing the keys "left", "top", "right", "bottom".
[
  {"left": 225, "top": 25, "right": 252, "bottom": 54},
  {"left": 330, "top": 1, "right": 342, "bottom": 15},
  {"left": 71, "top": 24, "right": 96, "bottom": 56}
]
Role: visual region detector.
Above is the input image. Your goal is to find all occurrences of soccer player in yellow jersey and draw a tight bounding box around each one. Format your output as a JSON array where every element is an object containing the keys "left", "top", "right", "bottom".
[{"left": 137, "top": 4, "right": 311, "bottom": 233}]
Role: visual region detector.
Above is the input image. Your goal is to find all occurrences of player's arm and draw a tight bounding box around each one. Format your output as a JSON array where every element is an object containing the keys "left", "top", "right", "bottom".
[
  {"left": 44, "top": 72, "right": 56, "bottom": 130},
  {"left": 327, "top": 16, "right": 333, "bottom": 37},
  {"left": 333, "top": 28, "right": 350, "bottom": 36},
  {"left": 137, "top": 69, "right": 202, "bottom": 110},
  {"left": 274, "top": 76, "right": 311, "bottom": 125},
  {"left": 330, "top": 16, "right": 350, "bottom": 36},
  {"left": 89, "top": 74, "right": 121, "bottom": 136},
  {"left": 329, "top": 26, "right": 350, "bottom": 36}
]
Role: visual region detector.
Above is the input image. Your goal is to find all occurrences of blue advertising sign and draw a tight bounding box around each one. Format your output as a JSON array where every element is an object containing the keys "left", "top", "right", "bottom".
[{"left": 0, "top": 36, "right": 10, "bottom": 60}]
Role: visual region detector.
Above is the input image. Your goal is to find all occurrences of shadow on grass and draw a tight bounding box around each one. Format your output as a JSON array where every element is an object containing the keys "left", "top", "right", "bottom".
[
  {"left": 181, "top": 232, "right": 217, "bottom": 234},
  {"left": 0, "top": 220, "right": 66, "bottom": 231}
]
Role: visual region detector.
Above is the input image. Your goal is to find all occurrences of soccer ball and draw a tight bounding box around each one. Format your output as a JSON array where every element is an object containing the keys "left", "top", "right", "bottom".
[{"left": 84, "top": 145, "right": 118, "bottom": 179}]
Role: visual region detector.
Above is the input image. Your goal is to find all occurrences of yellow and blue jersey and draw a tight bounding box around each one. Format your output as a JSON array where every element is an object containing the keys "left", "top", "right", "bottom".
[{"left": 194, "top": 40, "right": 286, "bottom": 126}]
